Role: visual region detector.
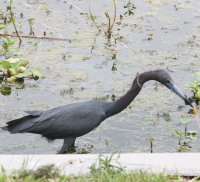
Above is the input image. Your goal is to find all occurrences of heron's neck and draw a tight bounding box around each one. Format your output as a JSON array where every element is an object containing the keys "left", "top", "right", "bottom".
[{"left": 106, "top": 71, "right": 157, "bottom": 117}]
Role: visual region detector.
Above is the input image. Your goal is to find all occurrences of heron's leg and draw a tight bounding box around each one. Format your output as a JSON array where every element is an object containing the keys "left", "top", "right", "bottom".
[{"left": 57, "top": 137, "right": 76, "bottom": 154}]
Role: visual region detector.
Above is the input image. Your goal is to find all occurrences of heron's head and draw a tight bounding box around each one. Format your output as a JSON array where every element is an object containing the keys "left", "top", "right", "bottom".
[{"left": 154, "top": 69, "right": 193, "bottom": 108}]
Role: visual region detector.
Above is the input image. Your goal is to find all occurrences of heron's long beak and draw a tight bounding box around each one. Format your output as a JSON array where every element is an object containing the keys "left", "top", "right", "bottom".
[{"left": 165, "top": 81, "right": 193, "bottom": 108}]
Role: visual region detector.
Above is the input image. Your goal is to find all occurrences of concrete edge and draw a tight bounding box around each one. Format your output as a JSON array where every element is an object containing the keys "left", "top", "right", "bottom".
[{"left": 0, "top": 153, "right": 200, "bottom": 176}]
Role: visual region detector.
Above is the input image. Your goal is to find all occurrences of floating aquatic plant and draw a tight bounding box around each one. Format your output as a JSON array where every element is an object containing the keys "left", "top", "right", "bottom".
[
  {"left": 0, "top": 37, "right": 15, "bottom": 58},
  {"left": 188, "top": 72, "right": 200, "bottom": 105},
  {"left": 173, "top": 119, "right": 197, "bottom": 152},
  {"left": 123, "top": 0, "right": 136, "bottom": 16},
  {"left": 8, "top": 0, "right": 22, "bottom": 46},
  {"left": 90, "top": 0, "right": 117, "bottom": 39},
  {"left": 0, "top": 58, "right": 41, "bottom": 83},
  {"left": 0, "top": 58, "right": 41, "bottom": 95},
  {"left": 28, "top": 18, "right": 35, "bottom": 36}
]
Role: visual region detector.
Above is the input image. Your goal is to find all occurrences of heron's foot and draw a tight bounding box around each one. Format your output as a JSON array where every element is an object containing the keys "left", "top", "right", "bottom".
[
  {"left": 57, "top": 145, "right": 76, "bottom": 154},
  {"left": 57, "top": 149, "right": 66, "bottom": 154},
  {"left": 57, "top": 137, "right": 76, "bottom": 154},
  {"left": 67, "top": 145, "right": 76, "bottom": 153}
]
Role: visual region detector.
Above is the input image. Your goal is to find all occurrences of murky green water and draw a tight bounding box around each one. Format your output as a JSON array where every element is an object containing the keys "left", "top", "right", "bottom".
[{"left": 0, "top": 0, "right": 199, "bottom": 154}]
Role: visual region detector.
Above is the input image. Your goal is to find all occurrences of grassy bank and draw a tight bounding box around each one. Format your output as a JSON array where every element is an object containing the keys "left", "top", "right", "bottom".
[
  {"left": 0, "top": 166, "right": 198, "bottom": 182},
  {"left": 0, "top": 154, "right": 199, "bottom": 182},
  {"left": 0, "top": 168, "right": 199, "bottom": 182}
]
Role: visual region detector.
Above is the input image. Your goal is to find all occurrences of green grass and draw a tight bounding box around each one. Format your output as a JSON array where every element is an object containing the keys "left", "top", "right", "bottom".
[
  {"left": 0, "top": 168, "right": 189, "bottom": 182},
  {"left": 0, "top": 155, "right": 199, "bottom": 182},
  {"left": 0, "top": 164, "right": 199, "bottom": 182}
]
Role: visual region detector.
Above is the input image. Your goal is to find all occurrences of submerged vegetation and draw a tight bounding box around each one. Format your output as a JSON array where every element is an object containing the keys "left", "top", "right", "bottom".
[
  {"left": 173, "top": 119, "right": 197, "bottom": 152},
  {"left": 0, "top": 57, "right": 41, "bottom": 95},
  {"left": 0, "top": 37, "right": 15, "bottom": 58},
  {"left": 188, "top": 72, "right": 200, "bottom": 106},
  {"left": 123, "top": 0, "right": 136, "bottom": 16},
  {"left": 90, "top": 0, "right": 117, "bottom": 39},
  {"left": 0, "top": 58, "right": 41, "bottom": 82},
  {"left": 89, "top": 0, "right": 135, "bottom": 72},
  {"left": 0, "top": 1, "right": 41, "bottom": 95},
  {"left": 89, "top": 0, "right": 135, "bottom": 41},
  {"left": 171, "top": 72, "right": 200, "bottom": 152},
  {"left": 0, "top": 0, "right": 199, "bottom": 154},
  {"left": 8, "top": 0, "right": 22, "bottom": 47}
]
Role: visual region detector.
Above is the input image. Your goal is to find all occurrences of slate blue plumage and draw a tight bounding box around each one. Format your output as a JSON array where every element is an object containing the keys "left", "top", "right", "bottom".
[{"left": 2, "top": 70, "right": 192, "bottom": 154}]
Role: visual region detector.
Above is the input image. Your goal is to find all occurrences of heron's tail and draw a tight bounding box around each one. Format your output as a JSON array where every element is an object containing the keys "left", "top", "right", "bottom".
[
  {"left": 1, "top": 111, "right": 41, "bottom": 133},
  {"left": 1, "top": 126, "right": 8, "bottom": 130}
]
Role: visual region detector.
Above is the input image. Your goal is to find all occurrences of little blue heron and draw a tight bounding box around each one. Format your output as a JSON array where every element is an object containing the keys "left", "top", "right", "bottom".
[{"left": 1, "top": 69, "right": 192, "bottom": 154}]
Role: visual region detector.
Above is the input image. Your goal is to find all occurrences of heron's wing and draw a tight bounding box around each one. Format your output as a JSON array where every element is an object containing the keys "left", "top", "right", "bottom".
[
  {"left": 24, "top": 111, "right": 42, "bottom": 116},
  {"left": 31, "top": 102, "right": 106, "bottom": 133},
  {"left": 4, "top": 101, "right": 108, "bottom": 137},
  {"left": 26, "top": 101, "right": 108, "bottom": 138}
]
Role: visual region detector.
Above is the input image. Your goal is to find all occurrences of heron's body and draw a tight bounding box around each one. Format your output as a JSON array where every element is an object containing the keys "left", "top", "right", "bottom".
[
  {"left": 2, "top": 70, "right": 192, "bottom": 153},
  {"left": 9, "top": 101, "right": 110, "bottom": 139}
]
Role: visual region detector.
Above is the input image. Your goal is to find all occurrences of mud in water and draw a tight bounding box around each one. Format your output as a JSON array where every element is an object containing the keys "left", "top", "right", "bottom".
[{"left": 0, "top": 0, "right": 199, "bottom": 153}]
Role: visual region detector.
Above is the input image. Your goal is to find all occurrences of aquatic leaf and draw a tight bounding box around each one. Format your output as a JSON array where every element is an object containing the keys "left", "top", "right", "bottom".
[
  {"left": 180, "top": 119, "right": 190, "bottom": 124},
  {"left": 195, "top": 91, "right": 200, "bottom": 99},
  {"left": 128, "top": 10, "right": 134, "bottom": 16},
  {"left": 187, "top": 130, "right": 197, "bottom": 137},
  {"left": 0, "top": 61, "right": 11, "bottom": 68},
  {"left": 11, "top": 61, "right": 21, "bottom": 71},
  {"left": 13, "top": 51, "right": 23, "bottom": 57},
  {"left": 11, "top": 16, "right": 16, "bottom": 23},
  {"left": 188, "top": 109, "right": 194, "bottom": 114},
  {"left": 112, "top": 62, "right": 117, "bottom": 71},
  {"left": 173, "top": 130, "right": 184, "bottom": 136},
  {"left": 8, "top": 68, "right": 16, "bottom": 76},
  {"left": 5, "top": 58, "right": 20, "bottom": 64},
  {"left": 32, "top": 68, "right": 42, "bottom": 77},
  {"left": 2, "top": 38, "right": 15, "bottom": 46},
  {"left": 188, "top": 80, "right": 199, "bottom": 87},
  {"left": 190, "top": 87, "right": 198, "bottom": 93},
  {"left": 20, "top": 58, "right": 29, "bottom": 67},
  {"left": 112, "top": 54, "right": 116, "bottom": 60},
  {"left": 0, "top": 86, "right": 11, "bottom": 96},
  {"left": 188, "top": 73, "right": 200, "bottom": 96},
  {"left": 34, "top": 76, "right": 39, "bottom": 80},
  {"left": 15, "top": 70, "right": 31, "bottom": 78},
  {"left": 124, "top": 1, "right": 136, "bottom": 16},
  {"left": 184, "top": 138, "right": 191, "bottom": 145}
]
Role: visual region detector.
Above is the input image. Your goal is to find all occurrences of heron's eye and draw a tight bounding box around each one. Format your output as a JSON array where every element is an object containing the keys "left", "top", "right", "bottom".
[{"left": 165, "top": 80, "right": 171, "bottom": 83}]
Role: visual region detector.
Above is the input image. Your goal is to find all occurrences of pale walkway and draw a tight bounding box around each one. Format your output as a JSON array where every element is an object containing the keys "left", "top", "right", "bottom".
[{"left": 0, "top": 153, "right": 199, "bottom": 176}]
